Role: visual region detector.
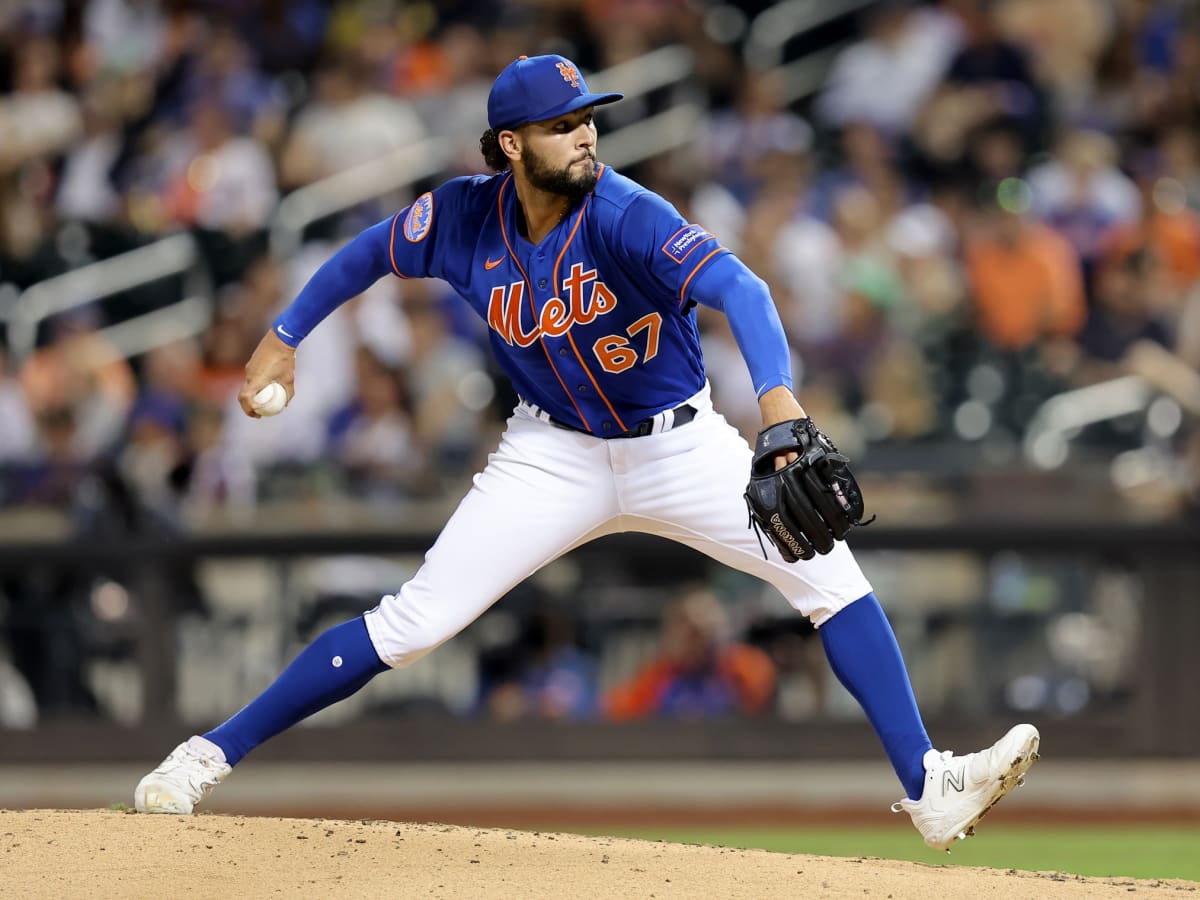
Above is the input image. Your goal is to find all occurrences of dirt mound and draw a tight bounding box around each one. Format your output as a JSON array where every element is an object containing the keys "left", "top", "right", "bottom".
[{"left": 1, "top": 810, "right": 1196, "bottom": 899}]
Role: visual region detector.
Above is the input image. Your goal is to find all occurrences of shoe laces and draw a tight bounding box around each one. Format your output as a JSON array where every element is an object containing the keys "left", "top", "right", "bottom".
[
  {"left": 929, "top": 749, "right": 956, "bottom": 768},
  {"left": 162, "top": 745, "right": 224, "bottom": 779},
  {"left": 189, "top": 755, "right": 223, "bottom": 773}
]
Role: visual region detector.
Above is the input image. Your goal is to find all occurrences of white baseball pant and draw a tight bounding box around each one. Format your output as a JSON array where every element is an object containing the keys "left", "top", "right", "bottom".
[{"left": 363, "top": 383, "right": 872, "bottom": 668}]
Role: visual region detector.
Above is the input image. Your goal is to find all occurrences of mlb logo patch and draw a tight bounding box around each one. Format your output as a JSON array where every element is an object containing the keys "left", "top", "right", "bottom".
[{"left": 661, "top": 224, "right": 714, "bottom": 264}]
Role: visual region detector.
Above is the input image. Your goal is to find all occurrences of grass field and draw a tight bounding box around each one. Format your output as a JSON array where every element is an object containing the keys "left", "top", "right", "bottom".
[{"left": 573, "top": 825, "right": 1200, "bottom": 882}]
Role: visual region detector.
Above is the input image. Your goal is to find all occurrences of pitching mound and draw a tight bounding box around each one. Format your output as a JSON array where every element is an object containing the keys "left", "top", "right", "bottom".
[{"left": 2, "top": 810, "right": 1196, "bottom": 899}]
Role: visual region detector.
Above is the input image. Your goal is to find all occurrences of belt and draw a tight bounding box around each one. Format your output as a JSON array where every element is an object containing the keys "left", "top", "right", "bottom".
[{"left": 521, "top": 399, "right": 697, "bottom": 439}]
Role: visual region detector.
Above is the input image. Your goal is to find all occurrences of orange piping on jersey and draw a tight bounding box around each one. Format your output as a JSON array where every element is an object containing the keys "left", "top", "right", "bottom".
[
  {"left": 553, "top": 193, "right": 628, "bottom": 433},
  {"left": 497, "top": 174, "right": 591, "bottom": 431},
  {"left": 678, "top": 246, "right": 725, "bottom": 307},
  {"left": 565, "top": 329, "right": 627, "bottom": 430},
  {"left": 387, "top": 212, "right": 409, "bottom": 278}
]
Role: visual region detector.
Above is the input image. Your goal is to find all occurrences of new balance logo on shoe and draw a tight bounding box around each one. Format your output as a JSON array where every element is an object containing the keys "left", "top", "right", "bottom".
[{"left": 942, "top": 766, "right": 966, "bottom": 795}]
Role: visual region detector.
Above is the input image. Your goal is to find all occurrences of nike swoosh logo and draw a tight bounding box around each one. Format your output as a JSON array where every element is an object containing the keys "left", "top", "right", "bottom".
[{"left": 485, "top": 255, "right": 505, "bottom": 270}]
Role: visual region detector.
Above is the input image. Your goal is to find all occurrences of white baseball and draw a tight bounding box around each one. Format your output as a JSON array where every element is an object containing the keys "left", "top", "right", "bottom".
[{"left": 251, "top": 382, "right": 288, "bottom": 416}]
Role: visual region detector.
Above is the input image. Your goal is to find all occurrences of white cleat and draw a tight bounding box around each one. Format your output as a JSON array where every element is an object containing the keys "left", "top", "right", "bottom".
[
  {"left": 134, "top": 735, "right": 232, "bottom": 814},
  {"left": 892, "top": 723, "right": 1040, "bottom": 852}
]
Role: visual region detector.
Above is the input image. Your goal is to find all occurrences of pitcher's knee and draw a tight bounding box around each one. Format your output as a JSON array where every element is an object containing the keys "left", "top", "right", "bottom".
[
  {"left": 806, "top": 589, "right": 871, "bottom": 628},
  {"left": 363, "top": 593, "right": 447, "bottom": 669}
]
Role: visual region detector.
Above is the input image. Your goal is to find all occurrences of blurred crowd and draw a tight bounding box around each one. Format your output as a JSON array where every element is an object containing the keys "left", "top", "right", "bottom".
[
  {"left": 1, "top": 0, "right": 1199, "bottom": 523},
  {"left": 0, "top": 0, "right": 1196, "bottom": 723},
  {"left": 475, "top": 584, "right": 796, "bottom": 723}
]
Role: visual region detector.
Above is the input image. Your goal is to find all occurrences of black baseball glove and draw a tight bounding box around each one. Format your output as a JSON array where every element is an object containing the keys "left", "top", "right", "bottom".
[{"left": 744, "top": 418, "right": 872, "bottom": 563}]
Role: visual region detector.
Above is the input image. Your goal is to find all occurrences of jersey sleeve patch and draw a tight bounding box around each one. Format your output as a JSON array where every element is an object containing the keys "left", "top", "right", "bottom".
[
  {"left": 660, "top": 224, "right": 715, "bottom": 265},
  {"left": 403, "top": 192, "right": 434, "bottom": 243}
]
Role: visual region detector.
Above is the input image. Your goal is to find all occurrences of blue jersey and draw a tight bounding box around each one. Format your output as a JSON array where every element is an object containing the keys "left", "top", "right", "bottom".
[
  {"left": 275, "top": 166, "right": 792, "bottom": 436},
  {"left": 383, "top": 166, "right": 727, "bottom": 434}
]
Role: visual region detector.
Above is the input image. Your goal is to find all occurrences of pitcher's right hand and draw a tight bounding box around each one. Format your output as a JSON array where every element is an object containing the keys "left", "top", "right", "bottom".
[{"left": 239, "top": 330, "right": 297, "bottom": 418}]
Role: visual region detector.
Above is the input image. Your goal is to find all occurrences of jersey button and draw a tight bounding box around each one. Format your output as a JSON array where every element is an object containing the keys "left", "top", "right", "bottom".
[
  {"left": 577, "top": 384, "right": 588, "bottom": 393},
  {"left": 538, "top": 278, "right": 547, "bottom": 288},
  {"left": 558, "top": 348, "right": 567, "bottom": 356},
  {"left": 602, "top": 422, "right": 612, "bottom": 432}
]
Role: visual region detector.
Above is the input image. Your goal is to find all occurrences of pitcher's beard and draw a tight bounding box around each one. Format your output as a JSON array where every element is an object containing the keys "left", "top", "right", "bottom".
[{"left": 524, "top": 148, "right": 598, "bottom": 203}]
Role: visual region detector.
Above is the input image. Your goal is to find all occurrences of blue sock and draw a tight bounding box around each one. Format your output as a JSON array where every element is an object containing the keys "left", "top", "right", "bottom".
[
  {"left": 819, "top": 593, "right": 933, "bottom": 799},
  {"left": 205, "top": 617, "right": 390, "bottom": 766}
]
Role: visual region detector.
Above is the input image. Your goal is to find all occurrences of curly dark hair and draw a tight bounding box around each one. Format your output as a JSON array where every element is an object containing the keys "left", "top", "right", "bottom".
[{"left": 480, "top": 128, "right": 511, "bottom": 172}]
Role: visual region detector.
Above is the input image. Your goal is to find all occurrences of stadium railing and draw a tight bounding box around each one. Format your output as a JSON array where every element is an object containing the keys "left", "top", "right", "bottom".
[
  {"left": 4, "top": 45, "right": 705, "bottom": 364},
  {"left": 743, "top": 0, "right": 873, "bottom": 70},
  {"left": 1023, "top": 376, "right": 1159, "bottom": 471},
  {"left": 4, "top": 233, "right": 211, "bottom": 363}
]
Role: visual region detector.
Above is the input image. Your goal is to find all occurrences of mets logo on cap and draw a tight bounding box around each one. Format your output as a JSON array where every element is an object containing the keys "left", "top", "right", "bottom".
[
  {"left": 556, "top": 61, "right": 580, "bottom": 88},
  {"left": 404, "top": 192, "right": 434, "bottom": 242}
]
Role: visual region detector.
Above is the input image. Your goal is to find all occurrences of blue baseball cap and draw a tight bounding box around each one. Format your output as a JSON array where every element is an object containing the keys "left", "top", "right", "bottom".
[{"left": 487, "top": 54, "right": 623, "bottom": 131}]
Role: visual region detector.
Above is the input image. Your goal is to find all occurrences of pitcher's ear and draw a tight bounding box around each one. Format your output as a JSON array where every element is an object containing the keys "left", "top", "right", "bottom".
[{"left": 499, "top": 128, "right": 522, "bottom": 162}]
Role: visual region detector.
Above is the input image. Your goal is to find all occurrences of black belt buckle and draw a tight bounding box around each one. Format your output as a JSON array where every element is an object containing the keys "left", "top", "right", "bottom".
[
  {"left": 673, "top": 404, "right": 697, "bottom": 428},
  {"left": 618, "top": 403, "right": 696, "bottom": 438}
]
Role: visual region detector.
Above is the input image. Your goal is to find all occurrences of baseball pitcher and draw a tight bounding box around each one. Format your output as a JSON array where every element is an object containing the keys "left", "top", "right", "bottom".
[{"left": 135, "top": 55, "right": 1039, "bottom": 851}]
